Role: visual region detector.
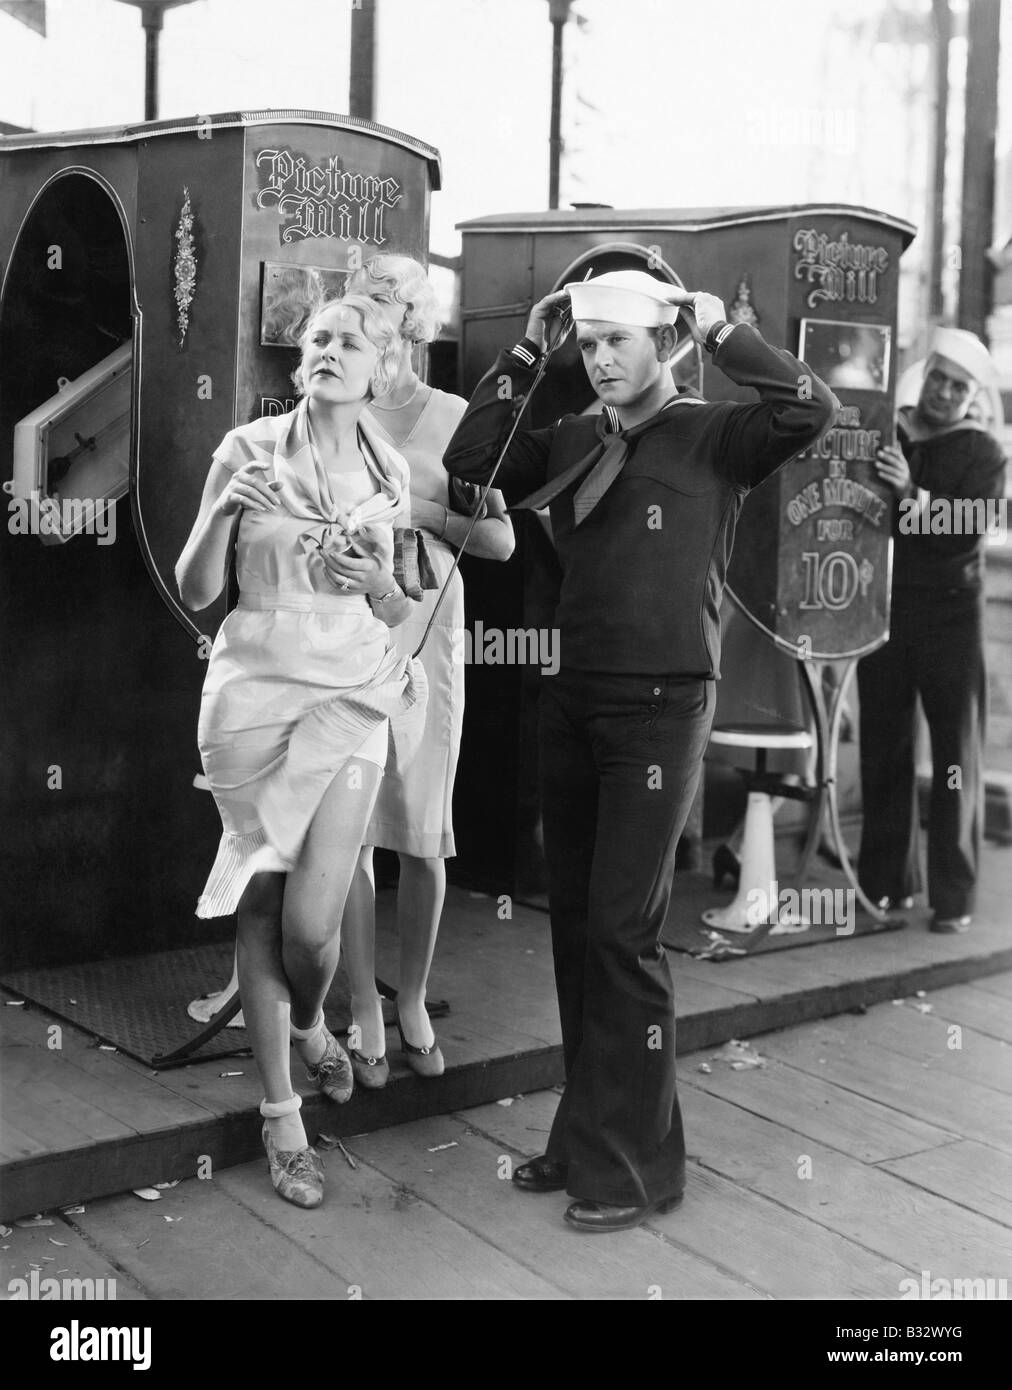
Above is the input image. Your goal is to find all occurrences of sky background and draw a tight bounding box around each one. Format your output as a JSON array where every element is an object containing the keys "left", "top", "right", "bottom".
[{"left": 2, "top": 0, "right": 1011, "bottom": 347}]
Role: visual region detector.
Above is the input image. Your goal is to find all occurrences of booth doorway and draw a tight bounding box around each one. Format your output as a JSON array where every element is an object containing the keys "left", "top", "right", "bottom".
[{"left": 0, "top": 171, "right": 134, "bottom": 457}]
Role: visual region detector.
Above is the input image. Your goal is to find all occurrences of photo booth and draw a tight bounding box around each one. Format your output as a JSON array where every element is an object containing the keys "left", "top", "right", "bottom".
[
  {"left": 0, "top": 110, "right": 440, "bottom": 969},
  {"left": 451, "top": 204, "right": 916, "bottom": 900}
]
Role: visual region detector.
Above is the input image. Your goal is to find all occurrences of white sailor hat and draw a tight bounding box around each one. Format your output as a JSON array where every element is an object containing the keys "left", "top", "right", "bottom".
[
  {"left": 564, "top": 270, "right": 681, "bottom": 328},
  {"left": 928, "top": 327, "right": 994, "bottom": 385}
]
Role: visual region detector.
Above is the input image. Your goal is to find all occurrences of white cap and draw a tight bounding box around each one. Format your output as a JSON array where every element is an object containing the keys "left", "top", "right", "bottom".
[
  {"left": 928, "top": 327, "right": 994, "bottom": 385},
  {"left": 564, "top": 270, "right": 681, "bottom": 328}
]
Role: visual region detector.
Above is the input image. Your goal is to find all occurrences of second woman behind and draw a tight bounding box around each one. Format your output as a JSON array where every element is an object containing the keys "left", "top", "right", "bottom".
[{"left": 340, "top": 254, "right": 515, "bottom": 1083}]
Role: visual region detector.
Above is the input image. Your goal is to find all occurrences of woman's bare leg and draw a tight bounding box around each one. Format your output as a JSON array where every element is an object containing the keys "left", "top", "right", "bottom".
[
  {"left": 187, "top": 949, "right": 243, "bottom": 1026},
  {"left": 341, "top": 846, "right": 387, "bottom": 1057},
  {"left": 235, "top": 871, "right": 306, "bottom": 1148},
  {"left": 282, "top": 760, "right": 383, "bottom": 1033},
  {"left": 394, "top": 854, "right": 445, "bottom": 1048}
]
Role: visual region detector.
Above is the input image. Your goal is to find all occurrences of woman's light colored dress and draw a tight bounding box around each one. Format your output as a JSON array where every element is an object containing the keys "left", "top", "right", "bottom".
[
  {"left": 363, "top": 387, "right": 467, "bottom": 859},
  {"left": 195, "top": 400, "right": 427, "bottom": 918}
]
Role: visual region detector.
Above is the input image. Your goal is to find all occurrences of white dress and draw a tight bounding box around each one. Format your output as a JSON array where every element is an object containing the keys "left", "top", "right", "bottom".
[
  {"left": 363, "top": 387, "right": 467, "bottom": 858},
  {"left": 195, "top": 400, "right": 427, "bottom": 918}
]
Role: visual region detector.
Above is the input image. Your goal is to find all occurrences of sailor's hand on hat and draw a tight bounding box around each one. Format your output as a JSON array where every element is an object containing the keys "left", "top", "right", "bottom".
[
  {"left": 666, "top": 290, "right": 726, "bottom": 340},
  {"left": 217, "top": 461, "right": 282, "bottom": 516},
  {"left": 873, "top": 443, "right": 914, "bottom": 499},
  {"left": 525, "top": 291, "right": 571, "bottom": 350}
]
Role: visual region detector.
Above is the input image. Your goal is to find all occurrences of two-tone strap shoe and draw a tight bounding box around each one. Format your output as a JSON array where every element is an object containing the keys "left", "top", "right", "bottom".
[
  {"left": 512, "top": 1154, "right": 569, "bottom": 1193},
  {"left": 349, "top": 1048, "right": 390, "bottom": 1089},
  {"left": 563, "top": 1192, "right": 683, "bottom": 1233},
  {"left": 305, "top": 1026, "right": 354, "bottom": 1104},
  {"left": 261, "top": 1122, "right": 325, "bottom": 1209}
]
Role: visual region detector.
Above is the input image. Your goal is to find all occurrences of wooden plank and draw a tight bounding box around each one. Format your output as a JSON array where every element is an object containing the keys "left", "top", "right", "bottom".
[
  {"left": 63, "top": 1048, "right": 228, "bottom": 1127},
  {"left": 0, "top": 1111, "right": 261, "bottom": 1225},
  {"left": 65, "top": 1175, "right": 366, "bottom": 1301},
  {"left": 0, "top": 1120, "right": 49, "bottom": 1161},
  {"left": 880, "top": 1140, "right": 1012, "bottom": 1228},
  {"left": 346, "top": 1111, "right": 764, "bottom": 1300},
  {"left": 7, "top": 1072, "right": 136, "bottom": 1148},
  {"left": 680, "top": 1085, "right": 1012, "bottom": 1275},
  {"left": 8, "top": 1042, "right": 222, "bottom": 1133},
  {"left": 218, "top": 1150, "right": 568, "bottom": 1301},
  {"left": 757, "top": 1013, "right": 1012, "bottom": 1151},
  {"left": 410, "top": 1011, "right": 557, "bottom": 1064},
  {"left": 2, "top": 1002, "right": 227, "bottom": 1129},
  {"left": 680, "top": 1052, "right": 958, "bottom": 1162},
  {"left": 923, "top": 981, "right": 1012, "bottom": 1043},
  {"left": 835, "top": 1000, "right": 1012, "bottom": 1096},
  {"left": 0, "top": 1214, "right": 149, "bottom": 1302},
  {"left": 67, "top": 1156, "right": 565, "bottom": 1302},
  {"left": 966, "top": 972, "right": 1012, "bottom": 1002},
  {"left": 0, "top": 1049, "right": 566, "bottom": 1224},
  {"left": 454, "top": 1088, "right": 563, "bottom": 1146},
  {"left": 374, "top": 892, "right": 562, "bottom": 1045},
  {"left": 671, "top": 965, "right": 765, "bottom": 1015},
  {"left": 455, "top": 1089, "right": 913, "bottom": 1299}
]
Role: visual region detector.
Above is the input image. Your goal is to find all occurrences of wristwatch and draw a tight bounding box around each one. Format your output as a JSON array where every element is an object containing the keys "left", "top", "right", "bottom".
[{"left": 373, "top": 586, "right": 400, "bottom": 603}]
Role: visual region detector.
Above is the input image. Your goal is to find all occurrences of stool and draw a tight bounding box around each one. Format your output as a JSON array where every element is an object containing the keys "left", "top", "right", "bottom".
[{"left": 702, "top": 723, "right": 815, "bottom": 934}]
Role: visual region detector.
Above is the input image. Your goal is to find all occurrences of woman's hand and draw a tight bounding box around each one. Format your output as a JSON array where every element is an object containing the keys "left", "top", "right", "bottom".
[
  {"left": 216, "top": 461, "right": 281, "bottom": 516},
  {"left": 319, "top": 523, "right": 397, "bottom": 598},
  {"left": 408, "top": 495, "right": 448, "bottom": 537},
  {"left": 874, "top": 444, "right": 914, "bottom": 498}
]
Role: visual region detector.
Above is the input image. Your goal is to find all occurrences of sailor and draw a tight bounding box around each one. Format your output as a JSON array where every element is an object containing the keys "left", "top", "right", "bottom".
[
  {"left": 444, "top": 269, "right": 836, "bottom": 1231},
  {"left": 858, "top": 326, "right": 1007, "bottom": 934}
]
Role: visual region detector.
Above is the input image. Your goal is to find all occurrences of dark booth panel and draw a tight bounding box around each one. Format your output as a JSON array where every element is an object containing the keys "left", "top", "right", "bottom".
[{"left": 133, "top": 124, "right": 247, "bottom": 643}]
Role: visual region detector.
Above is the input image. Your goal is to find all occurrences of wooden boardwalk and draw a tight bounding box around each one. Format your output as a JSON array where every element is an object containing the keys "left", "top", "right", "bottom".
[
  {"left": 2, "top": 976, "right": 1010, "bottom": 1301},
  {"left": 2, "top": 842, "right": 1011, "bottom": 1225}
]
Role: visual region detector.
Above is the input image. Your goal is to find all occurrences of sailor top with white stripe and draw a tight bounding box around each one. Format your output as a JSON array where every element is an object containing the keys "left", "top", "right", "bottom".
[{"left": 443, "top": 322, "right": 837, "bottom": 679}]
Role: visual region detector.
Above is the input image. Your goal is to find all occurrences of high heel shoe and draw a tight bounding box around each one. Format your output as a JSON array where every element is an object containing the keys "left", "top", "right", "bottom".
[
  {"left": 712, "top": 843, "right": 741, "bottom": 890},
  {"left": 260, "top": 1119, "right": 324, "bottom": 1209},
  {"left": 396, "top": 1017, "right": 445, "bottom": 1079},
  {"left": 304, "top": 1026, "right": 354, "bottom": 1104},
  {"left": 261, "top": 1125, "right": 324, "bottom": 1208},
  {"left": 348, "top": 1048, "right": 390, "bottom": 1089}
]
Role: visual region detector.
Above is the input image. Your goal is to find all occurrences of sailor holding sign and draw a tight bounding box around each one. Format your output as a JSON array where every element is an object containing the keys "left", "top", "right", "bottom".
[
  {"left": 444, "top": 270, "right": 836, "bottom": 1231},
  {"left": 858, "top": 327, "right": 1007, "bottom": 934}
]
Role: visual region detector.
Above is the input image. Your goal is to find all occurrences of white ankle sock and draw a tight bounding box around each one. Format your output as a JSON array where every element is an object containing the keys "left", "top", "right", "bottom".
[
  {"left": 289, "top": 1011, "right": 327, "bottom": 1066},
  {"left": 260, "top": 1094, "right": 307, "bottom": 1151}
]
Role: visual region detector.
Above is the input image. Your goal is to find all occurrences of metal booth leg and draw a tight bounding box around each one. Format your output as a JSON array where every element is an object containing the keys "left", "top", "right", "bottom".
[{"left": 800, "top": 658, "right": 887, "bottom": 924}]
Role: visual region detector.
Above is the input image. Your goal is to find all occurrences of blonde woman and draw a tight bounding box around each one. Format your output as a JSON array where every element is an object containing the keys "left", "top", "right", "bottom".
[
  {"left": 176, "top": 294, "right": 426, "bottom": 1207},
  {"left": 340, "top": 254, "right": 514, "bottom": 1083}
]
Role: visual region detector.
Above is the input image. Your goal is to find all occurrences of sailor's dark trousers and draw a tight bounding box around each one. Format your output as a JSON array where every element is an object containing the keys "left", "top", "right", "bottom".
[
  {"left": 538, "top": 668, "right": 716, "bottom": 1206},
  {"left": 857, "top": 588, "right": 986, "bottom": 919}
]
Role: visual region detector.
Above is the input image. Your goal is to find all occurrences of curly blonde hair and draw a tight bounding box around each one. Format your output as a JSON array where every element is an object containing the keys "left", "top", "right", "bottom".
[
  {"left": 346, "top": 253, "right": 441, "bottom": 344},
  {"left": 293, "top": 293, "right": 403, "bottom": 400}
]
